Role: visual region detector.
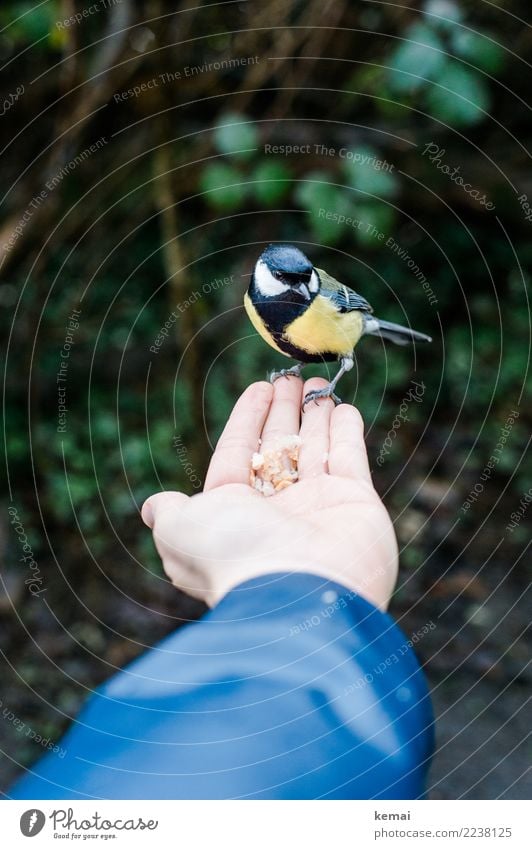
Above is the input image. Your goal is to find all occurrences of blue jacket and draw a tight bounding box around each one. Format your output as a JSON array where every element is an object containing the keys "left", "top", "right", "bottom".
[{"left": 8, "top": 573, "right": 433, "bottom": 799}]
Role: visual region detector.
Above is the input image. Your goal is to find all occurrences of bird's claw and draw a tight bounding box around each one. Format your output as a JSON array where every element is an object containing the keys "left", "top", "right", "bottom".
[
  {"left": 269, "top": 365, "right": 303, "bottom": 383},
  {"left": 302, "top": 387, "right": 342, "bottom": 409}
]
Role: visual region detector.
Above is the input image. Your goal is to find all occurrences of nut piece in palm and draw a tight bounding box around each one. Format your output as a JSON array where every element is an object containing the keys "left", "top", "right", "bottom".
[{"left": 250, "top": 435, "right": 302, "bottom": 496}]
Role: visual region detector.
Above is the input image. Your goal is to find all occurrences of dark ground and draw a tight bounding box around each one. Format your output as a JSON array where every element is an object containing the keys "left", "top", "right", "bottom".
[
  {"left": 0, "top": 0, "right": 530, "bottom": 802},
  {"left": 1, "top": 489, "right": 529, "bottom": 798}
]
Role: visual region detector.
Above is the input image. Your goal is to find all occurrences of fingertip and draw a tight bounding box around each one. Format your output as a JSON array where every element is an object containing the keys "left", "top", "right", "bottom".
[
  {"left": 236, "top": 381, "right": 274, "bottom": 416},
  {"left": 271, "top": 373, "right": 302, "bottom": 397},
  {"left": 141, "top": 498, "right": 154, "bottom": 528},
  {"left": 333, "top": 403, "right": 365, "bottom": 432},
  {"left": 246, "top": 381, "right": 274, "bottom": 402}
]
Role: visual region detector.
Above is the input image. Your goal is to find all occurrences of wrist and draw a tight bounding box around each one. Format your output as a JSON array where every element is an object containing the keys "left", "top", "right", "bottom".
[
  {"left": 200, "top": 557, "right": 393, "bottom": 609},
  {"left": 200, "top": 559, "right": 326, "bottom": 607}
]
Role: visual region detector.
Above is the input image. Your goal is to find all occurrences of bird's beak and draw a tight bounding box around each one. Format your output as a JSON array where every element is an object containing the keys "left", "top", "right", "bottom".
[{"left": 296, "top": 282, "right": 311, "bottom": 300}]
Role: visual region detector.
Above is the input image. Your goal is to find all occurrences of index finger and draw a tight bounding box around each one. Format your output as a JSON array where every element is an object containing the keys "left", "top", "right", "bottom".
[{"left": 204, "top": 381, "right": 273, "bottom": 490}]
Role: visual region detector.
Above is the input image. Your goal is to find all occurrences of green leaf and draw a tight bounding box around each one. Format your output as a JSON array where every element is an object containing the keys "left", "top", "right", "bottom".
[
  {"left": 343, "top": 146, "right": 399, "bottom": 198},
  {"left": 354, "top": 204, "right": 395, "bottom": 248},
  {"left": 388, "top": 22, "right": 445, "bottom": 93},
  {"left": 425, "top": 62, "right": 490, "bottom": 126},
  {"left": 346, "top": 66, "right": 384, "bottom": 96},
  {"left": 424, "top": 0, "right": 463, "bottom": 29},
  {"left": 200, "top": 163, "right": 245, "bottom": 210},
  {"left": 451, "top": 30, "right": 505, "bottom": 74},
  {"left": 295, "top": 174, "right": 351, "bottom": 245},
  {"left": 213, "top": 113, "right": 258, "bottom": 159},
  {"left": 295, "top": 172, "right": 337, "bottom": 210},
  {"left": 8, "top": 2, "right": 55, "bottom": 38},
  {"left": 251, "top": 162, "right": 291, "bottom": 205}
]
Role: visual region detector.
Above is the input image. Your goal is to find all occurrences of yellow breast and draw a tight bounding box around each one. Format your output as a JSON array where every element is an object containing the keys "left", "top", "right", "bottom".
[{"left": 285, "top": 295, "right": 364, "bottom": 356}]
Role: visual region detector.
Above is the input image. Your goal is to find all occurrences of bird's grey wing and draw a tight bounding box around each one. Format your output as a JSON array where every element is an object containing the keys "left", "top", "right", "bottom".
[{"left": 315, "top": 268, "right": 373, "bottom": 314}]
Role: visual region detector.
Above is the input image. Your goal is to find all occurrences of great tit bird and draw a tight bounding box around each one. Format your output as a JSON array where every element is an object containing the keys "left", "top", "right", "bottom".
[{"left": 244, "top": 244, "right": 432, "bottom": 407}]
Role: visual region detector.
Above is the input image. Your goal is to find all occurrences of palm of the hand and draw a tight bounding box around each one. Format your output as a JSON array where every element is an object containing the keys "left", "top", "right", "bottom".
[
  {"left": 144, "top": 376, "right": 398, "bottom": 608},
  {"left": 271, "top": 475, "right": 397, "bottom": 604}
]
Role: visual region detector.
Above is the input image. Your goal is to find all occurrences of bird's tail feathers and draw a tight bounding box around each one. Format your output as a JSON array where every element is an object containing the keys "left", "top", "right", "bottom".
[{"left": 365, "top": 317, "right": 432, "bottom": 346}]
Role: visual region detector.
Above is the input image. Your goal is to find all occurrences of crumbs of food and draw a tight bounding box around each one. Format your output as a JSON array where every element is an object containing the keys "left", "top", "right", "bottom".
[{"left": 250, "top": 435, "right": 301, "bottom": 496}]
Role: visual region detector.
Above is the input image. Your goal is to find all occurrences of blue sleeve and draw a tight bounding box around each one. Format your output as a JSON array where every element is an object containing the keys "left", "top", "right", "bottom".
[{"left": 8, "top": 572, "right": 434, "bottom": 800}]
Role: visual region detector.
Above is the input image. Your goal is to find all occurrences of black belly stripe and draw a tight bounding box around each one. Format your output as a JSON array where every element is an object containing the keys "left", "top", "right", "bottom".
[
  {"left": 256, "top": 297, "right": 303, "bottom": 333},
  {"left": 249, "top": 279, "right": 340, "bottom": 363}
]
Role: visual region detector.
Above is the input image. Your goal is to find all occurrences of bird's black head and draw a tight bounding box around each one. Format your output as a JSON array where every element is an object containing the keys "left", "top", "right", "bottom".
[{"left": 251, "top": 244, "right": 320, "bottom": 303}]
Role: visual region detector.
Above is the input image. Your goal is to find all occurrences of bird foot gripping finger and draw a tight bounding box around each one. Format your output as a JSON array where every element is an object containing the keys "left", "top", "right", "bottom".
[
  {"left": 302, "top": 386, "right": 342, "bottom": 409},
  {"left": 269, "top": 363, "right": 304, "bottom": 383}
]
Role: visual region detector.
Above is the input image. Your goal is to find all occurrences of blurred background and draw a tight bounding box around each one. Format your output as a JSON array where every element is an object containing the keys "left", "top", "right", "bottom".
[{"left": 0, "top": 0, "right": 530, "bottom": 798}]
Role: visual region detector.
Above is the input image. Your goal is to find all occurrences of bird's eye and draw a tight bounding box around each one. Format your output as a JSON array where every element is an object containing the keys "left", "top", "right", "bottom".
[{"left": 273, "top": 270, "right": 281, "bottom": 279}]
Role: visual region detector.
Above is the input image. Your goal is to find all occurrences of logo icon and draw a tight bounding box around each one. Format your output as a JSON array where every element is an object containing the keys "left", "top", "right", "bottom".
[{"left": 20, "top": 809, "right": 46, "bottom": 837}]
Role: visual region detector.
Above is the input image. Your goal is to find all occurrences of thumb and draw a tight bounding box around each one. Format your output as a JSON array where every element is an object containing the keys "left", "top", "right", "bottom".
[{"left": 141, "top": 491, "right": 190, "bottom": 528}]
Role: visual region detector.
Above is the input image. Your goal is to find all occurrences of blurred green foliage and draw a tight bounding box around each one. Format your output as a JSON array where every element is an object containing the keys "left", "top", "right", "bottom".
[
  {"left": 0, "top": 0, "right": 531, "bottom": 795},
  {"left": 1, "top": 0, "right": 530, "bottom": 587}
]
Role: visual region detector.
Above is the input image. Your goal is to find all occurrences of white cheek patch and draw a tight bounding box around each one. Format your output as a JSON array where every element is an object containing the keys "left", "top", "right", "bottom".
[
  {"left": 309, "top": 269, "right": 319, "bottom": 293},
  {"left": 254, "top": 260, "right": 289, "bottom": 297}
]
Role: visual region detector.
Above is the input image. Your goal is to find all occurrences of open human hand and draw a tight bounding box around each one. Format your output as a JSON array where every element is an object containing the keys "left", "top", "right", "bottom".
[{"left": 142, "top": 377, "right": 398, "bottom": 609}]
